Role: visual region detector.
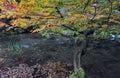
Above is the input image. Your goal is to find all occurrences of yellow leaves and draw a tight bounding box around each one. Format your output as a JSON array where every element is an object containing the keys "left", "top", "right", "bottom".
[
  {"left": 109, "top": 19, "right": 120, "bottom": 24},
  {"left": 62, "top": 14, "right": 80, "bottom": 25},
  {"left": 43, "top": 12, "right": 50, "bottom": 16},
  {"left": 62, "top": 13, "right": 89, "bottom": 31},
  {"left": 0, "top": 15, "right": 6, "bottom": 19},
  {"left": 6, "top": 11, "right": 14, "bottom": 18},
  {"left": 11, "top": 18, "right": 31, "bottom": 28},
  {"left": 98, "top": 25, "right": 108, "bottom": 31},
  {"left": 32, "top": 25, "right": 46, "bottom": 33},
  {"left": 70, "top": 14, "right": 81, "bottom": 21},
  {"left": 75, "top": 35, "right": 84, "bottom": 41},
  {"left": 0, "top": 0, "right": 3, "bottom": 4},
  {"left": 0, "top": 0, "right": 117, "bottom": 36},
  {"left": 11, "top": 0, "right": 35, "bottom": 17},
  {"left": 80, "top": 15, "right": 87, "bottom": 21},
  {"left": 64, "top": 14, "right": 87, "bottom": 25},
  {"left": 82, "top": 26, "right": 88, "bottom": 31},
  {"left": 32, "top": 29, "right": 40, "bottom": 33},
  {"left": 102, "top": 25, "right": 108, "bottom": 28},
  {"left": 1, "top": 9, "right": 15, "bottom": 18},
  {"left": 37, "top": 0, "right": 51, "bottom": 8},
  {"left": 44, "top": 0, "right": 49, "bottom": 5},
  {"left": 11, "top": 0, "right": 18, "bottom": 5},
  {"left": 46, "top": 19, "right": 54, "bottom": 25},
  {"left": 19, "top": 0, "right": 35, "bottom": 7},
  {"left": 15, "top": 7, "right": 28, "bottom": 17}
]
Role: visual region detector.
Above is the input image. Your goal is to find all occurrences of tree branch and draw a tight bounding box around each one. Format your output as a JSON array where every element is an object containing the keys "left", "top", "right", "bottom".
[
  {"left": 62, "top": 24, "right": 102, "bottom": 36},
  {"left": 107, "top": 0, "right": 113, "bottom": 21},
  {"left": 55, "top": 7, "right": 64, "bottom": 18}
]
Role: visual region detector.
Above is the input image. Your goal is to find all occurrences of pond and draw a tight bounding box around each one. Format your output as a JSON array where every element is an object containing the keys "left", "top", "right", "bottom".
[{"left": 0, "top": 33, "right": 120, "bottom": 78}]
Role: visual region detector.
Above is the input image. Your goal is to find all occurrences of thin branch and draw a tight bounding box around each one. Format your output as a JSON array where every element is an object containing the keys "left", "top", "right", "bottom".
[
  {"left": 62, "top": 25, "right": 79, "bottom": 32},
  {"left": 90, "top": 6, "right": 97, "bottom": 21},
  {"left": 55, "top": 7, "right": 64, "bottom": 18},
  {"left": 83, "top": 0, "right": 91, "bottom": 13},
  {"left": 107, "top": 0, "right": 113, "bottom": 21},
  {"left": 62, "top": 24, "right": 102, "bottom": 36}
]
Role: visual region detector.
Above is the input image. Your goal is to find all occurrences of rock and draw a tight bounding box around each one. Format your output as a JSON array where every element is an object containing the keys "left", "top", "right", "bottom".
[
  {"left": 117, "top": 35, "right": 120, "bottom": 43},
  {"left": 109, "top": 34, "right": 115, "bottom": 40}
]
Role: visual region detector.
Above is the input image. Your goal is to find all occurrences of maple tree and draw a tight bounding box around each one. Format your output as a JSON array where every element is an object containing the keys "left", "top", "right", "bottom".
[{"left": 0, "top": 0, "right": 120, "bottom": 77}]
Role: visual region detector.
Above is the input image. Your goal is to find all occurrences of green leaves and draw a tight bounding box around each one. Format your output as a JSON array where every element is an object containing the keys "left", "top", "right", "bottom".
[
  {"left": 39, "top": 31, "right": 50, "bottom": 40},
  {"left": 70, "top": 68, "right": 85, "bottom": 78},
  {"left": 6, "top": 43, "right": 23, "bottom": 54}
]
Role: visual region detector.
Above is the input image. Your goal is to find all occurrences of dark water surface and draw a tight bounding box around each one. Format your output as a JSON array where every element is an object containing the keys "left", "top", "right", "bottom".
[{"left": 0, "top": 33, "right": 120, "bottom": 78}]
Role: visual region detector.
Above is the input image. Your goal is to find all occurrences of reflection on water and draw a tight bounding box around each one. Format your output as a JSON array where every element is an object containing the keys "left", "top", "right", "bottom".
[{"left": 22, "top": 44, "right": 30, "bottom": 48}]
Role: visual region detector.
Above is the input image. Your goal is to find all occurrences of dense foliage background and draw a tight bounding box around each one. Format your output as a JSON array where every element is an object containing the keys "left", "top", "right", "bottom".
[{"left": 0, "top": 0, "right": 120, "bottom": 78}]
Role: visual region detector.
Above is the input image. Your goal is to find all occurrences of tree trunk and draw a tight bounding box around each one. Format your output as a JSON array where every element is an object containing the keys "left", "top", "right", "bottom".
[{"left": 73, "top": 34, "right": 88, "bottom": 73}]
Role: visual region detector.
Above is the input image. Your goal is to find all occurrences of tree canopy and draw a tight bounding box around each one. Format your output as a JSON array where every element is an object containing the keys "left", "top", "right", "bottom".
[
  {"left": 0, "top": 0, "right": 120, "bottom": 77},
  {"left": 0, "top": 0, "right": 119, "bottom": 39}
]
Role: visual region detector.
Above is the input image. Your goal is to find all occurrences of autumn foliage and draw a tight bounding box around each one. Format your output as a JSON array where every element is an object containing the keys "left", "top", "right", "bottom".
[
  {"left": 0, "top": 0, "right": 120, "bottom": 77},
  {"left": 0, "top": 0, "right": 119, "bottom": 38}
]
